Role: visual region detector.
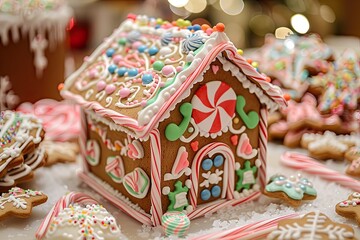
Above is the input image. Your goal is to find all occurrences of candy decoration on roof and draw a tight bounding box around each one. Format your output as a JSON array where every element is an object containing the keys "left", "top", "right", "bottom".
[
  {"left": 181, "top": 32, "right": 205, "bottom": 54},
  {"left": 191, "top": 81, "right": 236, "bottom": 136}
]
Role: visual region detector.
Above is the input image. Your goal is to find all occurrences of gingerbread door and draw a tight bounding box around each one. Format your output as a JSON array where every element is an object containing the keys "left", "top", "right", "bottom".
[{"left": 189, "top": 143, "right": 235, "bottom": 208}]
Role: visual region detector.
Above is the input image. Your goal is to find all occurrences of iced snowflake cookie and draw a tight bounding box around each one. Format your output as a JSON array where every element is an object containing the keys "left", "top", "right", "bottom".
[
  {"left": 263, "top": 173, "right": 317, "bottom": 207},
  {"left": 0, "top": 187, "right": 47, "bottom": 220},
  {"left": 0, "top": 111, "right": 45, "bottom": 178},
  {"left": 336, "top": 192, "right": 360, "bottom": 225},
  {"left": 268, "top": 211, "right": 355, "bottom": 240},
  {"left": 301, "top": 131, "right": 360, "bottom": 160}
]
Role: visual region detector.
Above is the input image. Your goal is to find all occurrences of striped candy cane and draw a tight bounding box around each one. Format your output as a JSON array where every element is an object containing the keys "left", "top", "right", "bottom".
[
  {"left": 258, "top": 107, "right": 268, "bottom": 189},
  {"left": 190, "top": 212, "right": 300, "bottom": 240},
  {"left": 35, "top": 192, "right": 98, "bottom": 239},
  {"left": 281, "top": 151, "right": 360, "bottom": 192}
]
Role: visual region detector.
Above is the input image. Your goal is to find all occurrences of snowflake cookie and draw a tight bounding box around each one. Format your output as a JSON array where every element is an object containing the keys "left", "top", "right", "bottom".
[
  {"left": 336, "top": 192, "right": 360, "bottom": 225},
  {"left": 263, "top": 173, "right": 317, "bottom": 207},
  {"left": 268, "top": 211, "right": 355, "bottom": 240},
  {"left": 43, "top": 203, "right": 122, "bottom": 240},
  {"left": 0, "top": 187, "right": 47, "bottom": 220}
]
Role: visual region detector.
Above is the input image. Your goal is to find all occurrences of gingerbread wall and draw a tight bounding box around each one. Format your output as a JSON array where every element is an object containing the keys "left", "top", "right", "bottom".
[
  {"left": 84, "top": 115, "right": 152, "bottom": 213},
  {"left": 159, "top": 58, "right": 261, "bottom": 213}
]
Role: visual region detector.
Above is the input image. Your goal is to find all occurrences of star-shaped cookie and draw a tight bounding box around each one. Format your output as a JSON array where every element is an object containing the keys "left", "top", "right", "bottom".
[{"left": 0, "top": 187, "right": 47, "bottom": 220}]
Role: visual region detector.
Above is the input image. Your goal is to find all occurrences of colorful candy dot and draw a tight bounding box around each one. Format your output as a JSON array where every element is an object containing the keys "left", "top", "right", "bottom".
[
  {"left": 127, "top": 68, "right": 138, "bottom": 77},
  {"left": 96, "top": 80, "right": 106, "bottom": 91},
  {"left": 201, "top": 189, "right": 211, "bottom": 201},
  {"left": 237, "top": 49, "right": 243, "bottom": 55},
  {"left": 201, "top": 159, "right": 213, "bottom": 171},
  {"left": 118, "top": 38, "right": 127, "bottom": 46},
  {"left": 193, "top": 24, "right": 201, "bottom": 31},
  {"left": 213, "top": 155, "right": 224, "bottom": 167},
  {"left": 138, "top": 45, "right": 147, "bottom": 53},
  {"left": 108, "top": 64, "right": 117, "bottom": 74},
  {"left": 275, "top": 61, "right": 285, "bottom": 70},
  {"left": 215, "top": 23, "right": 225, "bottom": 32},
  {"left": 153, "top": 61, "right": 164, "bottom": 71},
  {"left": 162, "top": 65, "right": 175, "bottom": 77},
  {"left": 106, "top": 48, "right": 115, "bottom": 57},
  {"left": 119, "top": 87, "right": 131, "bottom": 98},
  {"left": 117, "top": 67, "right": 127, "bottom": 76},
  {"left": 142, "top": 74, "right": 153, "bottom": 84},
  {"left": 148, "top": 46, "right": 159, "bottom": 56},
  {"left": 57, "top": 83, "right": 64, "bottom": 91},
  {"left": 211, "top": 185, "right": 221, "bottom": 197}
]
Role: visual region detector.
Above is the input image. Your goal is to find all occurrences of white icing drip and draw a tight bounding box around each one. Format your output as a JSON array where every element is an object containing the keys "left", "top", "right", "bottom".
[
  {"left": 0, "top": 76, "right": 19, "bottom": 110},
  {"left": 30, "top": 34, "right": 48, "bottom": 77},
  {"left": 0, "top": 3, "right": 73, "bottom": 76}
]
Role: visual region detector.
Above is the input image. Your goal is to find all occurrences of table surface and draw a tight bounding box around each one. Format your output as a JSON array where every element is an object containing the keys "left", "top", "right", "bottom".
[{"left": 0, "top": 142, "right": 358, "bottom": 240}]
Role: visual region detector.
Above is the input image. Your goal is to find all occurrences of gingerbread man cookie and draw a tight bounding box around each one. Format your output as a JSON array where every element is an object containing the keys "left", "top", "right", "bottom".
[
  {"left": 268, "top": 211, "right": 355, "bottom": 240},
  {"left": 336, "top": 192, "right": 360, "bottom": 225},
  {"left": 0, "top": 187, "right": 47, "bottom": 220},
  {"left": 264, "top": 173, "right": 317, "bottom": 207}
]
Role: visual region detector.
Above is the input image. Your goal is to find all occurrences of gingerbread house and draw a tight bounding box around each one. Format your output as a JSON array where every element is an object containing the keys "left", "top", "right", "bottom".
[{"left": 61, "top": 15, "right": 286, "bottom": 226}]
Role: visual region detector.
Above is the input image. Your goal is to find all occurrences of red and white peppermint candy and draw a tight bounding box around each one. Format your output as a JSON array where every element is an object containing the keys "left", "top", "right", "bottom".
[
  {"left": 105, "top": 156, "right": 124, "bottom": 183},
  {"left": 191, "top": 81, "right": 236, "bottom": 134}
]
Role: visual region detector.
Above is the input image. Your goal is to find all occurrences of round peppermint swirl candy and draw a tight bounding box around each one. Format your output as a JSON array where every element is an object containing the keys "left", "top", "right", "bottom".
[
  {"left": 181, "top": 33, "right": 204, "bottom": 53},
  {"left": 161, "top": 211, "right": 190, "bottom": 237},
  {"left": 127, "top": 30, "right": 141, "bottom": 43},
  {"left": 161, "top": 32, "right": 172, "bottom": 46}
]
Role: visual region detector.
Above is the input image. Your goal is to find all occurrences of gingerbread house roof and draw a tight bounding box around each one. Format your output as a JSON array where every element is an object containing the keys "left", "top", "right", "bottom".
[{"left": 62, "top": 15, "right": 286, "bottom": 139}]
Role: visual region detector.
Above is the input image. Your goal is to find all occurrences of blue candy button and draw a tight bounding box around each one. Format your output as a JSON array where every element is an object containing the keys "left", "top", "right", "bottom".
[
  {"left": 213, "top": 155, "right": 224, "bottom": 167},
  {"left": 142, "top": 74, "right": 153, "bottom": 84},
  {"left": 108, "top": 64, "right": 117, "bottom": 74},
  {"left": 201, "top": 159, "right": 213, "bottom": 171},
  {"left": 127, "top": 68, "right": 138, "bottom": 77},
  {"left": 211, "top": 185, "right": 221, "bottom": 198},
  {"left": 201, "top": 189, "right": 211, "bottom": 201}
]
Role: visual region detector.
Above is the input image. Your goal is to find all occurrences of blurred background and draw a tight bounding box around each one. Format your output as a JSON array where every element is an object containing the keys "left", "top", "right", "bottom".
[{"left": 67, "top": 0, "right": 360, "bottom": 54}]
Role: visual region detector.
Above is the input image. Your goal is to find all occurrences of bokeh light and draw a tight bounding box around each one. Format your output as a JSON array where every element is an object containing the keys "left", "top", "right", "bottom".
[
  {"left": 168, "top": 0, "right": 189, "bottom": 8},
  {"left": 291, "top": 14, "right": 310, "bottom": 34},
  {"left": 219, "top": 0, "right": 244, "bottom": 16},
  {"left": 320, "top": 5, "right": 336, "bottom": 23},
  {"left": 185, "top": 0, "right": 207, "bottom": 14},
  {"left": 169, "top": 4, "right": 190, "bottom": 18},
  {"left": 275, "top": 27, "right": 294, "bottom": 39},
  {"left": 249, "top": 15, "right": 275, "bottom": 37}
]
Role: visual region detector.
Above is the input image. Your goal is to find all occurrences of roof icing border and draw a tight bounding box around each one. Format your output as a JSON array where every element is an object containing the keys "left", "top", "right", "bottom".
[{"left": 62, "top": 20, "right": 286, "bottom": 140}]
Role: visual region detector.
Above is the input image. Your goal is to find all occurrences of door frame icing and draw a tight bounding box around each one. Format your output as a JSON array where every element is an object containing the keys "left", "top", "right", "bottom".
[{"left": 189, "top": 142, "right": 235, "bottom": 209}]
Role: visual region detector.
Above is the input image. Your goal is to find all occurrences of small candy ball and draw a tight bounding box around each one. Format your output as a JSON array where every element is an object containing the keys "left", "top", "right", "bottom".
[
  {"left": 106, "top": 48, "right": 115, "bottom": 57},
  {"left": 132, "top": 41, "right": 142, "bottom": 49},
  {"left": 193, "top": 24, "right": 201, "bottom": 31},
  {"left": 96, "top": 80, "right": 106, "bottom": 91},
  {"left": 215, "top": 23, "right": 225, "bottom": 32},
  {"left": 117, "top": 67, "right": 127, "bottom": 77},
  {"left": 142, "top": 74, "right": 153, "bottom": 84},
  {"left": 159, "top": 47, "right": 172, "bottom": 56},
  {"left": 113, "top": 55, "right": 122, "bottom": 64},
  {"left": 127, "top": 68, "right": 138, "bottom": 77},
  {"left": 162, "top": 65, "right": 175, "bottom": 77},
  {"left": 119, "top": 87, "right": 131, "bottom": 98},
  {"left": 108, "top": 64, "right": 117, "bottom": 74},
  {"left": 148, "top": 46, "right": 159, "bottom": 56},
  {"left": 137, "top": 45, "right": 147, "bottom": 53},
  {"left": 153, "top": 61, "right": 164, "bottom": 71},
  {"left": 105, "top": 84, "right": 116, "bottom": 95},
  {"left": 118, "top": 38, "right": 127, "bottom": 46},
  {"left": 162, "top": 212, "right": 190, "bottom": 238}
]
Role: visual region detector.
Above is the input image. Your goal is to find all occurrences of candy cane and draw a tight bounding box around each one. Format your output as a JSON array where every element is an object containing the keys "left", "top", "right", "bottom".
[
  {"left": 258, "top": 107, "right": 268, "bottom": 189},
  {"left": 281, "top": 152, "right": 360, "bottom": 192},
  {"left": 190, "top": 212, "right": 300, "bottom": 240},
  {"left": 35, "top": 192, "right": 98, "bottom": 240}
]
